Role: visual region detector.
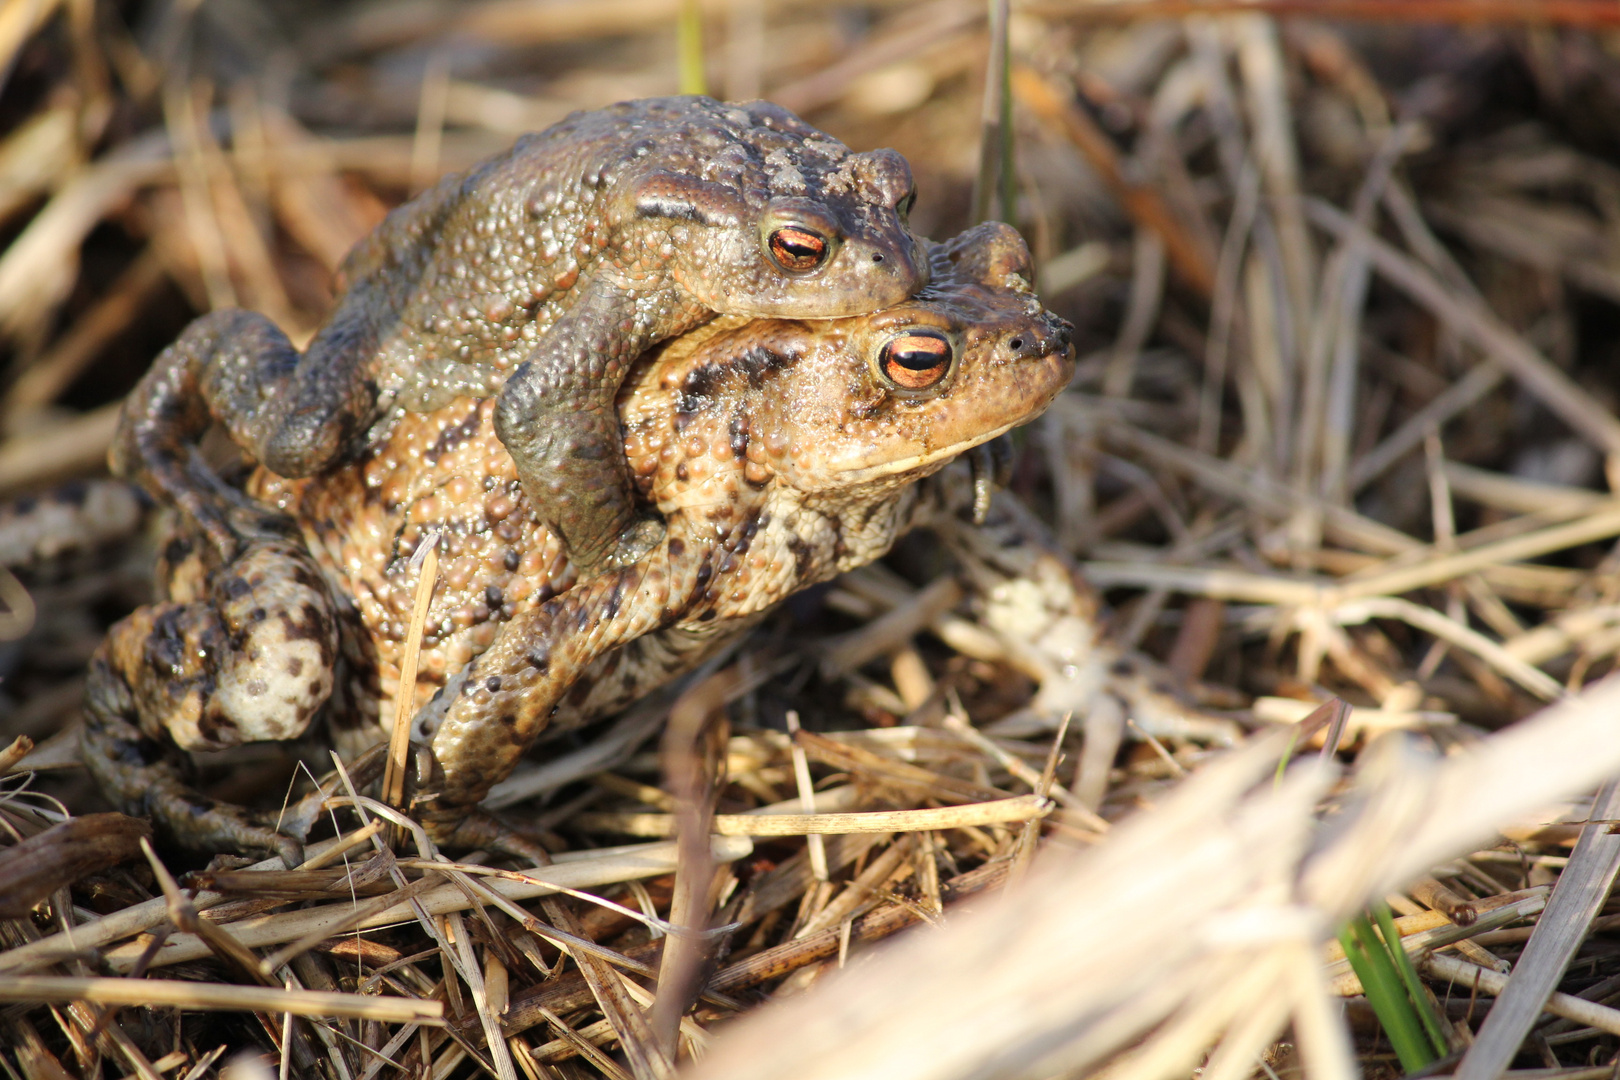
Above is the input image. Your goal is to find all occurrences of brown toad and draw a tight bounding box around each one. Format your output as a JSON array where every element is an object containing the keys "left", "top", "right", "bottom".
[
  {"left": 115, "top": 96, "right": 926, "bottom": 578},
  {"left": 83, "top": 223, "right": 1072, "bottom": 860}
]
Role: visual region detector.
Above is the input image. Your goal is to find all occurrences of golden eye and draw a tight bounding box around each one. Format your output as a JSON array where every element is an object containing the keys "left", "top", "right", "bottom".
[
  {"left": 768, "top": 226, "right": 829, "bottom": 272},
  {"left": 899, "top": 187, "right": 917, "bottom": 217},
  {"left": 878, "top": 331, "right": 953, "bottom": 391}
]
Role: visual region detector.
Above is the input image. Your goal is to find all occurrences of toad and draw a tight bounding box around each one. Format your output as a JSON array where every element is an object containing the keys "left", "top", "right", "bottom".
[
  {"left": 83, "top": 223, "right": 1073, "bottom": 860},
  {"left": 114, "top": 96, "right": 926, "bottom": 578}
]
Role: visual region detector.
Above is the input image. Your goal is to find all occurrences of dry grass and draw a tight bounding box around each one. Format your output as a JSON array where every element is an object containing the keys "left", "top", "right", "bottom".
[{"left": 7, "top": 1, "right": 1620, "bottom": 1078}]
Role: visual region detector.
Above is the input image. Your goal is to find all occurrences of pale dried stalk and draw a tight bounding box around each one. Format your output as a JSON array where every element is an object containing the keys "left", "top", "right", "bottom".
[
  {"left": 1426, "top": 954, "right": 1620, "bottom": 1038},
  {"left": 0, "top": 976, "right": 442, "bottom": 1023},
  {"left": 384, "top": 540, "right": 438, "bottom": 814},
  {"left": 576, "top": 795, "right": 1051, "bottom": 837}
]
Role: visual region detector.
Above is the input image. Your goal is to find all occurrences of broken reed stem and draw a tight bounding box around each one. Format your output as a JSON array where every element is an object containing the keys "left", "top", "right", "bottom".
[
  {"left": 383, "top": 536, "right": 439, "bottom": 820},
  {"left": 651, "top": 666, "right": 737, "bottom": 1058}
]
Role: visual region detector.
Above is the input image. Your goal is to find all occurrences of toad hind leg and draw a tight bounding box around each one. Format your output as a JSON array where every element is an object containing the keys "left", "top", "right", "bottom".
[
  {"left": 80, "top": 507, "right": 339, "bottom": 864},
  {"left": 113, "top": 308, "right": 384, "bottom": 556},
  {"left": 114, "top": 179, "right": 463, "bottom": 545},
  {"left": 494, "top": 283, "right": 701, "bottom": 574},
  {"left": 82, "top": 674, "right": 305, "bottom": 867}
]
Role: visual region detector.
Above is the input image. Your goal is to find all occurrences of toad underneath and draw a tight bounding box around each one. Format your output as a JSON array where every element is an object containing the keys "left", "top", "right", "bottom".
[
  {"left": 84, "top": 223, "right": 1074, "bottom": 861},
  {"left": 115, "top": 96, "right": 927, "bottom": 578}
]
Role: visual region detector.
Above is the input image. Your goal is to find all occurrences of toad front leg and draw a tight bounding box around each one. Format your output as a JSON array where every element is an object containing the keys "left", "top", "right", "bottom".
[
  {"left": 81, "top": 505, "right": 339, "bottom": 864},
  {"left": 495, "top": 281, "right": 706, "bottom": 574},
  {"left": 410, "top": 546, "right": 699, "bottom": 842}
]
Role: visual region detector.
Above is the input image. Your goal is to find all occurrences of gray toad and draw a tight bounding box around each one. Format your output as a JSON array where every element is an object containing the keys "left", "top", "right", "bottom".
[{"left": 115, "top": 96, "right": 928, "bottom": 580}]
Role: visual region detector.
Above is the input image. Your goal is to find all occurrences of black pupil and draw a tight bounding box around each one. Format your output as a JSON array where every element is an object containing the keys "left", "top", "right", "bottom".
[
  {"left": 890, "top": 337, "right": 948, "bottom": 370},
  {"left": 776, "top": 231, "right": 822, "bottom": 258}
]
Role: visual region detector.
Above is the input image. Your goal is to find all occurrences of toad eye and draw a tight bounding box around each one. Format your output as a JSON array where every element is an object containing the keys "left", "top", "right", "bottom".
[
  {"left": 878, "top": 330, "right": 954, "bottom": 391},
  {"left": 768, "top": 226, "right": 830, "bottom": 272},
  {"left": 898, "top": 187, "right": 917, "bottom": 218}
]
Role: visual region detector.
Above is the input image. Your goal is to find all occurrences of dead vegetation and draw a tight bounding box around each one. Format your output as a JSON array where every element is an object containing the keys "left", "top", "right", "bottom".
[{"left": 10, "top": 1, "right": 1620, "bottom": 1078}]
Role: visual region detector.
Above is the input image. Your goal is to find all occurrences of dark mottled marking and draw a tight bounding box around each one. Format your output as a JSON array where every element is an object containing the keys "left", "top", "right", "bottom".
[
  {"left": 635, "top": 194, "right": 735, "bottom": 226},
  {"left": 260, "top": 514, "right": 304, "bottom": 540},
  {"left": 119, "top": 736, "right": 165, "bottom": 768},
  {"left": 485, "top": 676, "right": 502, "bottom": 693},
  {"left": 182, "top": 795, "right": 219, "bottom": 818},
  {"left": 195, "top": 710, "right": 230, "bottom": 743},
  {"left": 526, "top": 649, "right": 550, "bottom": 673},
  {"left": 668, "top": 537, "right": 686, "bottom": 559},
  {"left": 290, "top": 563, "right": 328, "bottom": 593},
  {"left": 503, "top": 549, "right": 521, "bottom": 572},
  {"left": 223, "top": 576, "right": 253, "bottom": 600},
  {"left": 286, "top": 603, "right": 336, "bottom": 665},
  {"left": 500, "top": 713, "right": 517, "bottom": 727},
  {"left": 145, "top": 608, "right": 192, "bottom": 675},
  {"left": 603, "top": 576, "right": 627, "bottom": 622},
  {"left": 287, "top": 657, "right": 304, "bottom": 677},
  {"left": 679, "top": 345, "right": 795, "bottom": 419},
  {"left": 162, "top": 536, "right": 194, "bottom": 566},
  {"left": 785, "top": 534, "right": 814, "bottom": 580},
  {"left": 485, "top": 585, "right": 503, "bottom": 607},
  {"left": 425, "top": 401, "right": 484, "bottom": 463}
]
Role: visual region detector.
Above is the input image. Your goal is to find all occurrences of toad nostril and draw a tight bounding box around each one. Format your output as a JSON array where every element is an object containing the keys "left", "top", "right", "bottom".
[
  {"left": 872, "top": 252, "right": 885, "bottom": 263},
  {"left": 1009, "top": 337, "right": 1025, "bottom": 352}
]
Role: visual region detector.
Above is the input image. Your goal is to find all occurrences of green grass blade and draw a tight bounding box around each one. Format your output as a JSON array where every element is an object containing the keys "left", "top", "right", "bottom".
[
  {"left": 1339, "top": 915, "right": 1436, "bottom": 1072},
  {"left": 678, "top": 0, "right": 706, "bottom": 97},
  {"left": 1372, "top": 902, "right": 1451, "bottom": 1058}
]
